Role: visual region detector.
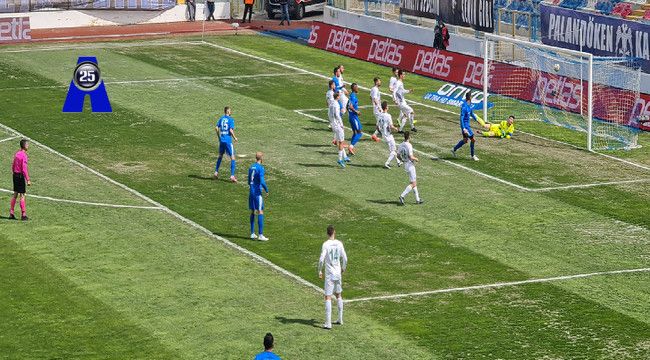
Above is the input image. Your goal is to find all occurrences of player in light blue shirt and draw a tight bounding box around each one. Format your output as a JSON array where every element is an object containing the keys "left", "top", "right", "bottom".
[
  {"left": 452, "top": 92, "right": 479, "bottom": 161},
  {"left": 254, "top": 333, "right": 281, "bottom": 360},
  {"left": 214, "top": 106, "right": 239, "bottom": 182},
  {"left": 347, "top": 83, "right": 363, "bottom": 155},
  {"left": 249, "top": 152, "right": 269, "bottom": 241}
]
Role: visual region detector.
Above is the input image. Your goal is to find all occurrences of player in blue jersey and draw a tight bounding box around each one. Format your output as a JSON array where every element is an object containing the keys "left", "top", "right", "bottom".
[
  {"left": 451, "top": 93, "right": 480, "bottom": 161},
  {"left": 254, "top": 333, "right": 281, "bottom": 360},
  {"left": 249, "top": 152, "right": 269, "bottom": 241},
  {"left": 332, "top": 66, "right": 348, "bottom": 115},
  {"left": 347, "top": 83, "right": 363, "bottom": 155},
  {"left": 214, "top": 106, "right": 239, "bottom": 182}
]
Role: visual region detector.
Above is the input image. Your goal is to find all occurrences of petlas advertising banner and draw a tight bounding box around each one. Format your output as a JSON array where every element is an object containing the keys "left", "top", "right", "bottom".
[
  {"left": 541, "top": 4, "right": 650, "bottom": 73},
  {"left": 307, "top": 22, "right": 650, "bottom": 130}
]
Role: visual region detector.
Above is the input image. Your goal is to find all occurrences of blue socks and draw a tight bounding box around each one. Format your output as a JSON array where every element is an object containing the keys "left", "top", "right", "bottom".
[
  {"left": 258, "top": 214, "right": 264, "bottom": 235},
  {"left": 470, "top": 141, "right": 475, "bottom": 156},
  {"left": 351, "top": 133, "right": 362, "bottom": 146},
  {"left": 453, "top": 140, "right": 465, "bottom": 151},
  {"left": 250, "top": 213, "right": 255, "bottom": 234},
  {"left": 230, "top": 160, "right": 236, "bottom": 177},
  {"left": 215, "top": 156, "right": 223, "bottom": 172}
]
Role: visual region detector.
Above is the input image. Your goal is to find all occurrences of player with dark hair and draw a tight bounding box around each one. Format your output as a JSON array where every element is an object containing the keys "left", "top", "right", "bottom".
[
  {"left": 451, "top": 92, "right": 479, "bottom": 161},
  {"left": 254, "top": 332, "right": 281, "bottom": 359},
  {"left": 318, "top": 225, "right": 347, "bottom": 330},
  {"left": 9, "top": 139, "right": 31, "bottom": 220},
  {"left": 347, "top": 83, "right": 363, "bottom": 155},
  {"left": 397, "top": 132, "right": 422, "bottom": 205},
  {"left": 478, "top": 115, "right": 516, "bottom": 139},
  {"left": 214, "top": 106, "right": 239, "bottom": 182}
]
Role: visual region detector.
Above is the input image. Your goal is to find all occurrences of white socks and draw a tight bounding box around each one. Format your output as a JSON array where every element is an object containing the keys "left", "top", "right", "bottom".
[
  {"left": 413, "top": 187, "right": 420, "bottom": 202},
  {"left": 337, "top": 297, "right": 343, "bottom": 324},
  {"left": 338, "top": 150, "right": 344, "bottom": 161},
  {"left": 408, "top": 113, "right": 415, "bottom": 128},
  {"left": 386, "top": 151, "right": 396, "bottom": 166},
  {"left": 401, "top": 184, "right": 413, "bottom": 198},
  {"left": 325, "top": 299, "right": 332, "bottom": 328}
]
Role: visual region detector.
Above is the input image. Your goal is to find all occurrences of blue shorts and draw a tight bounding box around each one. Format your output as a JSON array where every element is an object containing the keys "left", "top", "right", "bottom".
[
  {"left": 349, "top": 116, "right": 362, "bottom": 131},
  {"left": 249, "top": 193, "right": 264, "bottom": 211},
  {"left": 219, "top": 142, "right": 235, "bottom": 157},
  {"left": 462, "top": 127, "right": 474, "bottom": 138}
]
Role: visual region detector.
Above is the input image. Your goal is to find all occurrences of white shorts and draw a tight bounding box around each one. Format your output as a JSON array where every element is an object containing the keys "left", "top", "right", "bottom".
[
  {"left": 339, "top": 93, "right": 349, "bottom": 113},
  {"left": 405, "top": 162, "right": 416, "bottom": 182},
  {"left": 399, "top": 102, "right": 413, "bottom": 115},
  {"left": 385, "top": 135, "right": 396, "bottom": 153},
  {"left": 332, "top": 125, "right": 345, "bottom": 142},
  {"left": 324, "top": 277, "right": 342, "bottom": 296}
]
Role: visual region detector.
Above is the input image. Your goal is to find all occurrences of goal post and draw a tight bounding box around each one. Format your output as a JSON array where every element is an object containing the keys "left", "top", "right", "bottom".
[{"left": 482, "top": 33, "right": 641, "bottom": 151}]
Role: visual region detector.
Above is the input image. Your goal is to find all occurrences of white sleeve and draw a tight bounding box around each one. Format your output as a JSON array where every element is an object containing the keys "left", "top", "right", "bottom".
[
  {"left": 318, "top": 244, "right": 327, "bottom": 274},
  {"left": 340, "top": 244, "right": 347, "bottom": 271}
]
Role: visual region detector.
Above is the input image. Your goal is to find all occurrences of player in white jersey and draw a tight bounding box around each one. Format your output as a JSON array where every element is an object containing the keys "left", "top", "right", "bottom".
[
  {"left": 370, "top": 77, "right": 383, "bottom": 142},
  {"left": 397, "top": 131, "right": 423, "bottom": 205},
  {"left": 377, "top": 101, "right": 402, "bottom": 169},
  {"left": 318, "top": 225, "right": 348, "bottom": 330},
  {"left": 337, "top": 65, "right": 349, "bottom": 114},
  {"left": 388, "top": 67, "right": 403, "bottom": 125},
  {"left": 328, "top": 92, "right": 350, "bottom": 168},
  {"left": 393, "top": 70, "right": 417, "bottom": 133},
  {"left": 326, "top": 79, "right": 336, "bottom": 131}
]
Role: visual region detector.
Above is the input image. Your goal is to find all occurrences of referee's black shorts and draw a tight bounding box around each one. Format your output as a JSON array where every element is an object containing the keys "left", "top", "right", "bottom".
[{"left": 13, "top": 173, "right": 26, "bottom": 194}]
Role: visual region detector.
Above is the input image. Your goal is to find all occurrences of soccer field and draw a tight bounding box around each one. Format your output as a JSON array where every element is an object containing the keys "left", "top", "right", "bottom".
[{"left": 1, "top": 34, "right": 649, "bottom": 359}]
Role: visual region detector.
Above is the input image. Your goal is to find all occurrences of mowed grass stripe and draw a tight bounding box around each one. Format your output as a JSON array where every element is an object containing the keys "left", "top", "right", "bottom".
[
  {"left": 2, "top": 51, "right": 639, "bottom": 291},
  {"left": 0, "top": 234, "right": 181, "bottom": 359},
  {"left": 1, "top": 39, "right": 649, "bottom": 357},
  {"left": 1, "top": 201, "right": 435, "bottom": 359}
]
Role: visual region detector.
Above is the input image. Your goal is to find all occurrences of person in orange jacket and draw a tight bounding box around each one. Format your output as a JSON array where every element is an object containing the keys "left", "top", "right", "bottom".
[{"left": 242, "top": 0, "right": 254, "bottom": 23}]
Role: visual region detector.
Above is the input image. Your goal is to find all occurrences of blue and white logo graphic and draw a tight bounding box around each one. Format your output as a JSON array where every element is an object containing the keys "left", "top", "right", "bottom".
[
  {"left": 62, "top": 57, "right": 112, "bottom": 113},
  {"left": 424, "top": 83, "right": 493, "bottom": 110}
]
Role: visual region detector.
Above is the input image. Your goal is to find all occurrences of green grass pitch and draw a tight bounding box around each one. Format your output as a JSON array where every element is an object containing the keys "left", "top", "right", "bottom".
[{"left": 0, "top": 34, "right": 649, "bottom": 359}]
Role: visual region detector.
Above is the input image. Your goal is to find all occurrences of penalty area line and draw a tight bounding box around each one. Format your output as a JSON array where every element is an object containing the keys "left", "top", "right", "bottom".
[
  {"left": 197, "top": 40, "right": 650, "bottom": 173},
  {"left": 294, "top": 109, "right": 531, "bottom": 192},
  {"left": 531, "top": 178, "right": 650, "bottom": 191},
  {"left": 0, "top": 121, "right": 324, "bottom": 295},
  {"left": 0, "top": 188, "right": 163, "bottom": 210},
  {"left": 345, "top": 267, "right": 650, "bottom": 303},
  {"left": 0, "top": 135, "right": 20, "bottom": 143}
]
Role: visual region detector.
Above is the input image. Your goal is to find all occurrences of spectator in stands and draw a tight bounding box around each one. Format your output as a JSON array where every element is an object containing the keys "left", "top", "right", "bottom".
[
  {"left": 242, "top": 0, "right": 254, "bottom": 23},
  {"left": 279, "top": 0, "right": 291, "bottom": 26},
  {"left": 186, "top": 0, "right": 196, "bottom": 21},
  {"left": 206, "top": 0, "right": 216, "bottom": 21},
  {"left": 254, "top": 333, "right": 280, "bottom": 360},
  {"left": 433, "top": 21, "right": 449, "bottom": 50}
]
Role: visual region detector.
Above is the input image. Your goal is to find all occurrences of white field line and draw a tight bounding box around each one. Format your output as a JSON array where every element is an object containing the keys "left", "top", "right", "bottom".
[
  {"left": 1, "top": 40, "right": 191, "bottom": 53},
  {"left": 0, "top": 135, "right": 19, "bottom": 143},
  {"left": 0, "top": 122, "right": 324, "bottom": 295},
  {"left": 532, "top": 178, "right": 650, "bottom": 191},
  {"left": 198, "top": 40, "right": 650, "bottom": 173},
  {"left": 294, "top": 109, "right": 532, "bottom": 192},
  {"left": 345, "top": 267, "right": 650, "bottom": 303},
  {"left": 0, "top": 73, "right": 307, "bottom": 92},
  {"left": 29, "top": 32, "right": 172, "bottom": 42},
  {"left": 0, "top": 188, "right": 162, "bottom": 210}
]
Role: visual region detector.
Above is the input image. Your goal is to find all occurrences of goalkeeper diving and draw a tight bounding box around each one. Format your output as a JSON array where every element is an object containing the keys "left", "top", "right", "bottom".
[{"left": 476, "top": 115, "right": 515, "bottom": 139}]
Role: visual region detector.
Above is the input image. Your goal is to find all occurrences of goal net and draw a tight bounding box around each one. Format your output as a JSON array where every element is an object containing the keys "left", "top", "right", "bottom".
[{"left": 482, "top": 34, "right": 641, "bottom": 151}]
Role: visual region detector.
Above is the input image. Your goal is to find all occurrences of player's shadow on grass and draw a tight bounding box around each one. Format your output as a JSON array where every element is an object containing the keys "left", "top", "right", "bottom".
[
  {"left": 275, "top": 316, "right": 321, "bottom": 328},
  {"left": 367, "top": 199, "right": 402, "bottom": 206},
  {"left": 297, "top": 163, "right": 336, "bottom": 168},
  {"left": 213, "top": 232, "right": 253, "bottom": 241},
  {"left": 302, "top": 127, "right": 331, "bottom": 132},
  {"left": 188, "top": 174, "right": 230, "bottom": 183},
  {"left": 295, "top": 143, "right": 331, "bottom": 148},
  {"left": 347, "top": 163, "right": 385, "bottom": 169}
]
